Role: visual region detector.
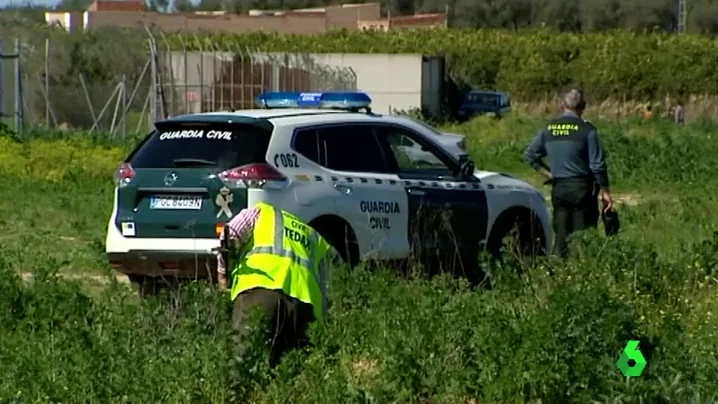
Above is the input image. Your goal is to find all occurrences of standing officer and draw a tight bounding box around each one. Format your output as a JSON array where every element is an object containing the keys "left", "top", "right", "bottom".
[
  {"left": 216, "top": 202, "right": 337, "bottom": 366},
  {"left": 523, "top": 88, "right": 614, "bottom": 257}
]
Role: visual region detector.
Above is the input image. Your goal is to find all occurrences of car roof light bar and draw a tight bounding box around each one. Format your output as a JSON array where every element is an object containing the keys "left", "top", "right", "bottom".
[{"left": 255, "top": 91, "right": 372, "bottom": 113}]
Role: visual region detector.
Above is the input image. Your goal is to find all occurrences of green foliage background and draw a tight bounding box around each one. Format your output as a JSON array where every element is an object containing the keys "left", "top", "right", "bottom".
[
  {"left": 162, "top": 29, "right": 718, "bottom": 100},
  {"left": 1, "top": 115, "right": 718, "bottom": 402},
  {"left": 4, "top": 23, "right": 718, "bottom": 111}
]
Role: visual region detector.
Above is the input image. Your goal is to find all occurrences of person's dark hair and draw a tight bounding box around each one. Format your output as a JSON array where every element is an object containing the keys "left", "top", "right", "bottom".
[{"left": 646, "top": 105, "right": 652, "bottom": 111}]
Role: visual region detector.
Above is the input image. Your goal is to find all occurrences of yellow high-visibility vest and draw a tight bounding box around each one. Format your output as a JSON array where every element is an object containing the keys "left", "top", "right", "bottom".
[{"left": 230, "top": 202, "right": 332, "bottom": 323}]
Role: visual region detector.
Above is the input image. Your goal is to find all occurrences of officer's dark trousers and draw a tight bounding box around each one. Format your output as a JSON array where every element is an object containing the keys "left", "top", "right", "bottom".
[
  {"left": 551, "top": 178, "right": 599, "bottom": 257},
  {"left": 232, "top": 287, "right": 315, "bottom": 367}
]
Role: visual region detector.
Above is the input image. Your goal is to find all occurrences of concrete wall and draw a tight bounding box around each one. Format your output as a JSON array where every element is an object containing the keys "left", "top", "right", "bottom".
[
  {"left": 296, "top": 53, "right": 423, "bottom": 114},
  {"left": 79, "top": 3, "right": 381, "bottom": 34},
  {"left": 325, "top": 3, "right": 381, "bottom": 30},
  {"left": 163, "top": 52, "right": 425, "bottom": 115},
  {"left": 84, "top": 11, "right": 329, "bottom": 34}
]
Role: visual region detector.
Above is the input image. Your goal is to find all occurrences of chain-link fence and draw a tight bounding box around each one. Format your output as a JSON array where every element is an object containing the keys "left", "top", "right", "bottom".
[
  {"left": 0, "top": 29, "right": 358, "bottom": 136},
  {"left": 152, "top": 31, "right": 357, "bottom": 118}
]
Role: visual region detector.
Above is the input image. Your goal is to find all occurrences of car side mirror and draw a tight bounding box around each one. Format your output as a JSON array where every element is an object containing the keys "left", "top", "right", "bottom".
[{"left": 459, "top": 156, "right": 475, "bottom": 179}]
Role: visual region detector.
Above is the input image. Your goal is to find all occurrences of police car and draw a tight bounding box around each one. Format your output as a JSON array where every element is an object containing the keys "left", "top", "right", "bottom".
[{"left": 106, "top": 91, "right": 552, "bottom": 289}]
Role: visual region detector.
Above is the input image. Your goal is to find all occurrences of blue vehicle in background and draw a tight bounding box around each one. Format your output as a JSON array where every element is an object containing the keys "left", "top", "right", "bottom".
[{"left": 456, "top": 90, "right": 512, "bottom": 122}]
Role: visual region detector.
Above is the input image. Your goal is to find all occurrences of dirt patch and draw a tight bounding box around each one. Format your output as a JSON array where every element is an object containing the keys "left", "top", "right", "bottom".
[
  {"left": 20, "top": 272, "right": 130, "bottom": 284},
  {"left": 615, "top": 194, "right": 641, "bottom": 206},
  {"left": 543, "top": 193, "right": 643, "bottom": 206}
]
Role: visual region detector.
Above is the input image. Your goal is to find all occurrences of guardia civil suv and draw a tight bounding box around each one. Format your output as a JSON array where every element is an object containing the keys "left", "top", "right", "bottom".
[{"left": 106, "top": 92, "right": 552, "bottom": 290}]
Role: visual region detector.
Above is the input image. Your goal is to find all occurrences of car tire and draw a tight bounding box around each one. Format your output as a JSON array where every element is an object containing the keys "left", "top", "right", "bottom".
[
  {"left": 485, "top": 211, "right": 545, "bottom": 264},
  {"left": 310, "top": 217, "right": 360, "bottom": 268}
]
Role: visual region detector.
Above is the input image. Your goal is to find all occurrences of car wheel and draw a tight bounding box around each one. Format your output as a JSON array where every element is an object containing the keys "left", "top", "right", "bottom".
[
  {"left": 486, "top": 211, "right": 545, "bottom": 265},
  {"left": 310, "top": 216, "right": 360, "bottom": 268}
]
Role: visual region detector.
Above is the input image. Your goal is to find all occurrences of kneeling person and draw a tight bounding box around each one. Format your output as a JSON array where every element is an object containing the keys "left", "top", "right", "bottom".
[{"left": 216, "top": 202, "right": 337, "bottom": 366}]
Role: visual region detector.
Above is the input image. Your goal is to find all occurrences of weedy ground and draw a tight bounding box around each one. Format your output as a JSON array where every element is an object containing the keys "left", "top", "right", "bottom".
[{"left": 0, "top": 115, "right": 717, "bottom": 403}]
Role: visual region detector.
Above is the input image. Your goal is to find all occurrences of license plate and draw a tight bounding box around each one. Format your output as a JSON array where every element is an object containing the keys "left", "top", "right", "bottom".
[{"left": 150, "top": 195, "right": 203, "bottom": 210}]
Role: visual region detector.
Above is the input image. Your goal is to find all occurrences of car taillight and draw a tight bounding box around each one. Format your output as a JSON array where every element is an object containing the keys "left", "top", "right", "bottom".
[
  {"left": 114, "top": 162, "right": 135, "bottom": 187},
  {"left": 219, "top": 163, "right": 286, "bottom": 188}
]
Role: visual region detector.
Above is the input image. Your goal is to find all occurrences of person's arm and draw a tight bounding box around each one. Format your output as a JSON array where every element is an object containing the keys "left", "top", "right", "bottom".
[
  {"left": 586, "top": 130, "right": 613, "bottom": 211},
  {"left": 586, "top": 130, "right": 609, "bottom": 190},
  {"left": 524, "top": 128, "right": 552, "bottom": 179},
  {"left": 216, "top": 207, "right": 260, "bottom": 290}
]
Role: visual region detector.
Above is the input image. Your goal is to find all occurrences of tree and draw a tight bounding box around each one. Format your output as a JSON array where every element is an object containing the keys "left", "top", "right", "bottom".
[
  {"left": 147, "top": 0, "right": 171, "bottom": 12},
  {"left": 56, "top": 0, "right": 92, "bottom": 11},
  {"left": 580, "top": 0, "right": 625, "bottom": 31},
  {"left": 197, "top": 0, "right": 224, "bottom": 11},
  {"left": 687, "top": 0, "right": 718, "bottom": 34},
  {"left": 173, "top": 0, "right": 196, "bottom": 12},
  {"left": 622, "top": 0, "right": 676, "bottom": 32}
]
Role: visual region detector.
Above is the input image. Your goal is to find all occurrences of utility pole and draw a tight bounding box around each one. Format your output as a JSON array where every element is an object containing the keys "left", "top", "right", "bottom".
[{"left": 678, "top": 0, "right": 686, "bottom": 34}]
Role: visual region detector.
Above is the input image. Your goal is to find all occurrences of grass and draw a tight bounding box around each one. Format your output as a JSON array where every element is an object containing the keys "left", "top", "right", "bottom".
[
  {"left": 510, "top": 94, "right": 718, "bottom": 123},
  {"left": 1, "top": 115, "right": 718, "bottom": 402}
]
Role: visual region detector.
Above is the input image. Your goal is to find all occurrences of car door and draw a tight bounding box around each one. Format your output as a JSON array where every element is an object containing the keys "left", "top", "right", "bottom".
[
  {"left": 307, "top": 123, "right": 410, "bottom": 261},
  {"left": 375, "top": 123, "right": 488, "bottom": 268}
]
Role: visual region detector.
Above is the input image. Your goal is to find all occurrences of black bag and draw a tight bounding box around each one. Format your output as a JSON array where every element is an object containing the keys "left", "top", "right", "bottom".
[{"left": 602, "top": 208, "right": 621, "bottom": 236}]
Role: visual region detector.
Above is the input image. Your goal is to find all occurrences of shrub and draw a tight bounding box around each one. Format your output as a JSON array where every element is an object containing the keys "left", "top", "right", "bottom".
[
  {"left": 2, "top": 118, "right": 718, "bottom": 402},
  {"left": 2, "top": 232, "right": 718, "bottom": 402}
]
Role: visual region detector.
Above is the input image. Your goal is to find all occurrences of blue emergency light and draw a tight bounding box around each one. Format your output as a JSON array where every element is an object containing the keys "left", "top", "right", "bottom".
[{"left": 255, "top": 91, "right": 372, "bottom": 112}]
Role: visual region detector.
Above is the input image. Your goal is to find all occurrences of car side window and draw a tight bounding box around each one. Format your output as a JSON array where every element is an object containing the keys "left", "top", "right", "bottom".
[
  {"left": 377, "top": 125, "right": 455, "bottom": 177},
  {"left": 316, "top": 125, "right": 389, "bottom": 173},
  {"left": 293, "top": 128, "right": 321, "bottom": 164}
]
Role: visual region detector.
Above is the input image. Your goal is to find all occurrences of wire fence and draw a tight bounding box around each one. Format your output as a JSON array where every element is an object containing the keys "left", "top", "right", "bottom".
[
  {"left": 155, "top": 42, "right": 358, "bottom": 118},
  {"left": 0, "top": 30, "right": 358, "bottom": 136}
]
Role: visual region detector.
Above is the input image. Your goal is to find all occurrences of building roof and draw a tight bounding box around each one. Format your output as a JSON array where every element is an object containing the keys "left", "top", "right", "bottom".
[{"left": 88, "top": 0, "right": 145, "bottom": 12}]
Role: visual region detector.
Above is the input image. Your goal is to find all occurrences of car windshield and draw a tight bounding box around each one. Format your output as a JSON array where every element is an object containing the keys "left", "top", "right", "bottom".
[
  {"left": 465, "top": 93, "right": 500, "bottom": 106},
  {"left": 129, "top": 121, "right": 273, "bottom": 170}
]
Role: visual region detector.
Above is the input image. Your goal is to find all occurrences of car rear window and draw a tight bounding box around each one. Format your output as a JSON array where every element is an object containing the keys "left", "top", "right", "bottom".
[{"left": 129, "top": 122, "right": 273, "bottom": 170}]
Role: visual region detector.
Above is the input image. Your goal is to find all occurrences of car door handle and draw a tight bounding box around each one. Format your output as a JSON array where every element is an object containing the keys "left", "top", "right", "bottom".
[
  {"left": 333, "top": 183, "right": 352, "bottom": 194},
  {"left": 408, "top": 188, "right": 425, "bottom": 196}
]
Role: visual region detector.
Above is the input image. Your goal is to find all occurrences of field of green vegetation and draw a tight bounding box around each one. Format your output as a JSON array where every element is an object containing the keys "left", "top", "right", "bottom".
[{"left": 1, "top": 114, "right": 718, "bottom": 403}]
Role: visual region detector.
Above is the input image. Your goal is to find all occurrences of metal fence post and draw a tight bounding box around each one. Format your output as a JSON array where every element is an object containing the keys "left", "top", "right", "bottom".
[
  {"left": 15, "top": 39, "right": 22, "bottom": 133},
  {"left": 45, "top": 38, "right": 49, "bottom": 128},
  {"left": 122, "top": 74, "right": 127, "bottom": 137},
  {"left": 0, "top": 40, "right": 3, "bottom": 120},
  {"left": 149, "top": 39, "right": 157, "bottom": 125}
]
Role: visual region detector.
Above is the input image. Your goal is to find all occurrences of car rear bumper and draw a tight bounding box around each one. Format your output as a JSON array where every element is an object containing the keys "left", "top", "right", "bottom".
[
  {"left": 106, "top": 212, "right": 222, "bottom": 278},
  {"left": 107, "top": 250, "right": 219, "bottom": 279}
]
